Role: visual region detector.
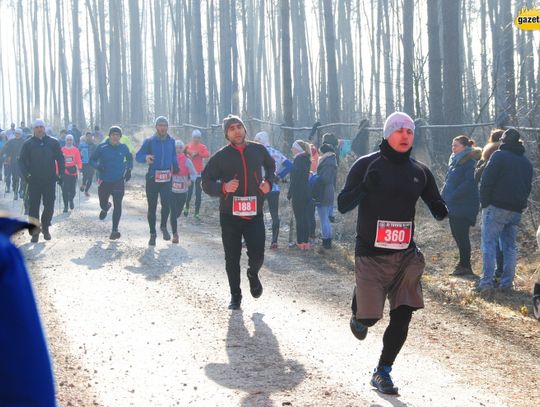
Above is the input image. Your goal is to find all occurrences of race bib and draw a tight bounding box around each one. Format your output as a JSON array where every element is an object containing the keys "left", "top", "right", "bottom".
[
  {"left": 65, "top": 155, "right": 74, "bottom": 164},
  {"left": 172, "top": 175, "right": 189, "bottom": 193},
  {"left": 232, "top": 196, "right": 257, "bottom": 217},
  {"left": 154, "top": 169, "right": 171, "bottom": 183},
  {"left": 374, "top": 220, "right": 412, "bottom": 250}
]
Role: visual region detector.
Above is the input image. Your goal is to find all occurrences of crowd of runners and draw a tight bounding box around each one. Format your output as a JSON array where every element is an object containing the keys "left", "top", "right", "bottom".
[{"left": 1, "top": 111, "right": 539, "bottom": 400}]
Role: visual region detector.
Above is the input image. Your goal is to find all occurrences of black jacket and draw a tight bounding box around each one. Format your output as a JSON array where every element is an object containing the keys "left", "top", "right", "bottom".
[
  {"left": 202, "top": 141, "right": 275, "bottom": 215},
  {"left": 338, "top": 140, "right": 447, "bottom": 256},
  {"left": 287, "top": 153, "right": 311, "bottom": 203},
  {"left": 480, "top": 142, "right": 533, "bottom": 213},
  {"left": 18, "top": 135, "right": 65, "bottom": 183}
]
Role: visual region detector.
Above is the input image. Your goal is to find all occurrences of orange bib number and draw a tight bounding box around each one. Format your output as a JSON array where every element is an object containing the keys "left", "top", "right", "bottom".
[
  {"left": 374, "top": 220, "right": 412, "bottom": 250},
  {"left": 155, "top": 169, "right": 171, "bottom": 183},
  {"left": 65, "top": 155, "right": 74, "bottom": 164},
  {"left": 232, "top": 196, "right": 257, "bottom": 217}
]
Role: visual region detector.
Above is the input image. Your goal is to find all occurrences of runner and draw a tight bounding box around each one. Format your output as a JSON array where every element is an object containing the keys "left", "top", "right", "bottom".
[
  {"left": 253, "top": 131, "right": 292, "bottom": 249},
  {"left": 184, "top": 129, "right": 209, "bottom": 220},
  {"left": 170, "top": 140, "right": 197, "bottom": 244},
  {"left": 79, "top": 131, "right": 97, "bottom": 197},
  {"left": 135, "top": 116, "right": 178, "bottom": 246},
  {"left": 338, "top": 112, "right": 448, "bottom": 395},
  {"left": 0, "top": 128, "right": 25, "bottom": 200},
  {"left": 61, "top": 135, "right": 82, "bottom": 212},
  {"left": 18, "top": 119, "right": 65, "bottom": 242},
  {"left": 201, "top": 115, "right": 275, "bottom": 310},
  {"left": 90, "top": 126, "right": 133, "bottom": 240}
]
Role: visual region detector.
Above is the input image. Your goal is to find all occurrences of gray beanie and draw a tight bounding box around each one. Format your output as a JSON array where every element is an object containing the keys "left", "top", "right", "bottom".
[
  {"left": 154, "top": 116, "right": 169, "bottom": 127},
  {"left": 383, "top": 112, "right": 415, "bottom": 139},
  {"left": 222, "top": 114, "right": 246, "bottom": 137},
  {"left": 32, "top": 118, "right": 46, "bottom": 129}
]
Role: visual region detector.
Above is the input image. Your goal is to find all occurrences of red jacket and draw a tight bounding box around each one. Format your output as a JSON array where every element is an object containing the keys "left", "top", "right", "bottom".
[
  {"left": 185, "top": 142, "right": 209, "bottom": 174},
  {"left": 61, "top": 146, "right": 82, "bottom": 176}
]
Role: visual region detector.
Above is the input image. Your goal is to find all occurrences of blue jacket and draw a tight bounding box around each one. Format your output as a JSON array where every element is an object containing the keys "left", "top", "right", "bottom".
[
  {"left": 480, "top": 142, "right": 533, "bottom": 213},
  {"left": 441, "top": 148, "right": 481, "bottom": 224},
  {"left": 78, "top": 141, "right": 97, "bottom": 165},
  {"left": 0, "top": 217, "right": 56, "bottom": 406},
  {"left": 90, "top": 140, "right": 133, "bottom": 182},
  {"left": 135, "top": 134, "right": 179, "bottom": 178}
]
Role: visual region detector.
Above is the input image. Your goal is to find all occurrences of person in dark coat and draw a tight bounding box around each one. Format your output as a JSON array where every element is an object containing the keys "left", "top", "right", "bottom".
[
  {"left": 314, "top": 143, "right": 338, "bottom": 249},
  {"left": 288, "top": 140, "right": 312, "bottom": 250},
  {"left": 0, "top": 215, "right": 56, "bottom": 406},
  {"left": 441, "top": 135, "right": 481, "bottom": 276},
  {"left": 478, "top": 128, "right": 533, "bottom": 292}
]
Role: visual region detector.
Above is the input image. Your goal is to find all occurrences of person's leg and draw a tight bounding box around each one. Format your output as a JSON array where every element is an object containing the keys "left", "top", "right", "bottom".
[
  {"left": 158, "top": 182, "right": 171, "bottom": 230},
  {"left": 185, "top": 180, "right": 194, "bottom": 214},
  {"left": 449, "top": 216, "right": 471, "bottom": 268},
  {"left": 145, "top": 180, "right": 159, "bottom": 235},
  {"left": 68, "top": 176, "right": 77, "bottom": 207},
  {"left": 61, "top": 176, "right": 69, "bottom": 210},
  {"left": 169, "top": 192, "right": 179, "bottom": 235},
  {"left": 85, "top": 167, "right": 94, "bottom": 192},
  {"left": 4, "top": 164, "right": 11, "bottom": 191},
  {"left": 499, "top": 212, "right": 521, "bottom": 289},
  {"left": 243, "top": 214, "right": 265, "bottom": 297},
  {"left": 194, "top": 176, "right": 202, "bottom": 214},
  {"left": 308, "top": 199, "right": 316, "bottom": 239},
  {"left": 177, "top": 193, "right": 187, "bottom": 218},
  {"left": 494, "top": 241, "right": 504, "bottom": 280},
  {"left": 220, "top": 213, "right": 244, "bottom": 307},
  {"left": 27, "top": 182, "right": 42, "bottom": 223},
  {"left": 317, "top": 205, "right": 332, "bottom": 240},
  {"left": 267, "top": 191, "right": 280, "bottom": 245},
  {"left": 41, "top": 181, "right": 56, "bottom": 230},
  {"left": 292, "top": 199, "right": 305, "bottom": 244},
  {"left": 111, "top": 186, "right": 125, "bottom": 233},
  {"left": 12, "top": 175, "right": 20, "bottom": 199},
  {"left": 479, "top": 207, "right": 504, "bottom": 289}
]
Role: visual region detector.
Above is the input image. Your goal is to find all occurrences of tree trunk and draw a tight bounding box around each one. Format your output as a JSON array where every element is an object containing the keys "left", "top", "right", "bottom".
[
  {"left": 192, "top": 0, "right": 207, "bottom": 125},
  {"left": 322, "top": 0, "right": 340, "bottom": 123},
  {"left": 72, "top": 0, "right": 86, "bottom": 126},
  {"left": 281, "top": 0, "right": 294, "bottom": 145},
  {"left": 402, "top": 0, "right": 414, "bottom": 117},
  {"left": 219, "top": 0, "right": 233, "bottom": 118},
  {"left": 129, "top": 0, "right": 144, "bottom": 124}
]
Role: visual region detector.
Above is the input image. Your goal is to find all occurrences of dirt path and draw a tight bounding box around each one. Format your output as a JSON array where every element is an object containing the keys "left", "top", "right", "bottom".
[{"left": 2, "top": 182, "right": 538, "bottom": 406}]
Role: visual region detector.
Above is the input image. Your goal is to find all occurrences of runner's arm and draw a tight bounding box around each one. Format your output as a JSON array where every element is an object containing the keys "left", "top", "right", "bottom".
[
  {"left": 186, "top": 158, "right": 198, "bottom": 182},
  {"left": 54, "top": 141, "right": 65, "bottom": 176},
  {"left": 125, "top": 148, "right": 134, "bottom": 171},
  {"left": 421, "top": 168, "right": 448, "bottom": 221},
  {"left": 135, "top": 139, "right": 150, "bottom": 164},
  {"left": 262, "top": 147, "right": 276, "bottom": 188},
  {"left": 201, "top": 155, "right": 224, "bottom": 197},
  {"left": 337, "top": 159, "right": 369, "bottom": 214}
]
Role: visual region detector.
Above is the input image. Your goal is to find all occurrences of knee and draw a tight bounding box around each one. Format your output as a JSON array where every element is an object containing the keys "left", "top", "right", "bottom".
[{"left": 389, "top": 305, "right": 414, "bottom": 328}]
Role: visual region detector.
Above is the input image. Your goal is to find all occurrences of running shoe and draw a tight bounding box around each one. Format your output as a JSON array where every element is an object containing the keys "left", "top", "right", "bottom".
[
  {"left": 183, "top": 208, "right": 189, "bottom": 217},
  {"left": 42, "top": 227, "right": 51, "bottom": 241},
  {"left": 371, "top": 365, "right": 399, "bottom": 395},
  {"left": 99, "top": 202, "right": 112, "bottom": 220},
  {"left": 69, "top": 200, "right": 74, "bottom": 210},
  {"left": 228, "top": 293, "right": 242, "bottom": 310},
  {"left": 172, "top": 233, "right": 179, "bottom": 244},
  {"left": 148, "top": 233, "right": 157, "bottom": 246},
  {"left": 247, "top": 272, "right": 263, "bottom": 298},
  {"left": 194, "top": 213, "right": 201, "bottom": 221},
  {"left": 349, "top": 316, "right": 368, "bottom": 340},
  {"left": 109, "top": 231, "right": 121, "bottom": 240},
  {"left": 161, "top": 226, "right": 171, "bottom": 241},
  {"left": 79, "top": 186, "right": 84, "bottom": 192}
]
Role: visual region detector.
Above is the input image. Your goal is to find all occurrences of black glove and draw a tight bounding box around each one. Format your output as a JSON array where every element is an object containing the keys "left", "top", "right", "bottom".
[
  {"left": 362, "top": 171, "right": 380, "bottom": 192},
  {"left": 429, "top": 200, "right": 448, "bottom": 221},
  {"left": 57, "top": 176, "right": 63, "bottom": 187},
  {"left": 124, "top": 169, "right": 131, "bottom": 182}
]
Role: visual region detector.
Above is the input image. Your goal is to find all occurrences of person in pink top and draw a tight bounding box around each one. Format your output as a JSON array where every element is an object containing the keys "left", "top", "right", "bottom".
[
  {"left": 184, "top": 129, "right": 210, "bottom": 220},
  {"left": 170, "top": 140, "right": 197, "bottom": 243},
  {"left": 61, "top": 134, "right": 82, "bottom": 212}
]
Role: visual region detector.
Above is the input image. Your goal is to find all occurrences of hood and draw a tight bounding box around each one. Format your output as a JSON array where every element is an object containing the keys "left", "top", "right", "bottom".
[{"left": 458, "top": 147, "right": 482, "bottom": 165}]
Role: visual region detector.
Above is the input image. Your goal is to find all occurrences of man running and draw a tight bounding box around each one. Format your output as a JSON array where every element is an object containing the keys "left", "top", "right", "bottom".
[
  {"left": 79, "top": 131, "right": 97, "bottom": 197},
  {"left": 202, "top": 115, "right": 275, "bottom": 310},
  {"left": 0, "top": 128, "right": 25, "bottom": 200},
  {"left": 90, "top": 126, "right": 133, "bottom": 240},
  {"left": 61, "top": 135, "right": 82, "bottom": 212},
  {"left": 18, "top": 119, "right": 65, "bottom": 242},
  {"left": 135, "top": 116, "right": 178, "bottom": 246},
  {"left": 184, "top": 129, "right": 209, "bottom": 220},
  {"left": 338, "top": 112, "right": 448, "bottom": 395},
  {"left": 253, "top": 131, "right": 292, "bottom": 249}
]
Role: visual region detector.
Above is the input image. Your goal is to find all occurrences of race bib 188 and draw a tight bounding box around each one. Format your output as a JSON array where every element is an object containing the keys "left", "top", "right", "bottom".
[
  {"left": 232, "top": 196, "right": 257, "bottom": 217},
  {"left": 374, "top": 220, "right": 412, "bottom": 250}
]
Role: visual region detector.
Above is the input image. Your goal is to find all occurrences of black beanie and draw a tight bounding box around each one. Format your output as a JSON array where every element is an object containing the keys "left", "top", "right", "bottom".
[
  {"left": 319, "top": 143, "right": 335, "bottom": 154},
  {"left": 501, "top": 128, "right": 521, "bottom": 144}
]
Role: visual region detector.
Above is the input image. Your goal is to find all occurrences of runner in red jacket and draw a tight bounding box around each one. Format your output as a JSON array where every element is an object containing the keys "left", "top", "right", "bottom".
[{"left": 61, "top": 134, "right": 82, "bottom": 212}]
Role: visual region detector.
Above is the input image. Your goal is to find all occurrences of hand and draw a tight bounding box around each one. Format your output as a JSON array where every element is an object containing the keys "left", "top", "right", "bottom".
[
  {"left": 146, "top": 155, "right": 154, "bottom": 164},
  {"left": 124, "top": 170, "right": 132, "bottom": 182},
  {"left": 259, "top": 180, "right": 270, "bottom": 194},
  {"left": 224, "top": 178, "right": 239, "bottom": 193},
  {"left": 191, "top": 151, "right": 199, "bottom": 158}
]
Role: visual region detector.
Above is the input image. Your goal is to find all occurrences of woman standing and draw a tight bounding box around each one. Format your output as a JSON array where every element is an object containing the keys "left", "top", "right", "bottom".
[
  {"left": 288, "top": 140, "right": 312, "bottom": 250},
  {"left": 314, "top": 143, "right": 337, "bottom": 249},
  {"left": 441, "top": 135, "right": 481, "bottom": 276}
]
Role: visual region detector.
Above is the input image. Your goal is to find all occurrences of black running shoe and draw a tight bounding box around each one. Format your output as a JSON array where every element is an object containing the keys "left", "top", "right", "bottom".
[
  {"left": 109, "top": 231, "right": 121, "bottom": 240},
  {"left": 99, "top": 202, "right": 112, "bottom": 220},
  {"left": 30, "top": 234, "right": 39, "bottom": 243},
  {"left": 228, "top": 293, "right": 242, "bottom": 310},
  {"left": 148, "top": 233, "right": 157, "bottom": 246},
  {"left": 42, "top": 227, "right": 51, "bottom": 241},
  {"left": 371, "top": 365, "right": 399, "bottom": 395},
  {"left": 247, "top": 272, "right": 263, "bottom": 298},
  {"left": 350, "top": 316, "right": 368, "bottom": 340},
  {"left": 160, "top": 226, "right": 171, "bottom": 241},
  {"left": 69, "top": 200, "right": 75, "bottom": 209}
]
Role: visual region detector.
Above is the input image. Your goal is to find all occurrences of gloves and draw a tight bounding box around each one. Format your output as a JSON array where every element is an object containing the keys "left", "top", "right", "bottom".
[
  {"left": 57, "top": 176, "right": 63, "bottom": 187},
  {"left": 124, "top": 169, "right": 131, "bottom": 182},
  {"left": 429, "top": 200, "right": 448, "bottom": 221}
]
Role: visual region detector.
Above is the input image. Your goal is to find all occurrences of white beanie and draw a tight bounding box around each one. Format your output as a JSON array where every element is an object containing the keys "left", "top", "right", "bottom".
[
  {"left": 191, "top": 129, "right": 202, "bottom": 138},
  {"left": 32, "top": 118, "right": 46, "bottom": 128},
  {"left": 383, "top": 112, "right": 415, "bottom": 139},
  {"left": 175, "top": 139, "right": 185, "bottom": 149},
  {"left": 254, "top": 131, "right": 270, "bottom": 146}
]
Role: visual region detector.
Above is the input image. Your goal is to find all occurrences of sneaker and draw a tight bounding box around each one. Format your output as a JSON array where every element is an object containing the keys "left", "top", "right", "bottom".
[
  {"left": 247, "top": 272, "right": 263, "bottom": 298},
  {"left": 533, "top": 294, "right": 540, "bottom": 320},
  {"left": 228, "top": 293, "right": 242, "bottom": 310},
  {"left": 85, "top": 191, "right": 90, "bottom": 197},
  {"left": 109, "top": 231, "right": 121, "bottom": 240},
  {"left": 183, "top": 208, "right": 189, "bottom": 217},
  {"left": 349, "top": 316, "right": 368, "bottom": 340},
  {"left": 148, "top": 233, "right": 157, "bottom": 246},
  {"left": 270, "top": 242, "right": 278, "bottom": 250},
  {"left": 19, "top": 191, "right": 24, "bottom": 199},
  {"left": 329, "top": 215, "right": 335, "bottom": 223},
  {"left": 69, "top": 200, "right": 75, "bottom": 210},
  {"left": 13, "top": 194, "right": 18, "bottom": 201},
  {"left": 99, "top": 202, "right": 112, "bottom": 220},
  {"left": 194, "top": 213, "right": 201, "bottom": 221},
  {"left": 450, "top": 264, "right": 474, "bottom": 276},
  {"left": 63, "top": 207, "right": 68, "bottom": 213},
  {"left": 371, "top": 365, "right": 399, "bottom": 395},
  {"left": 79, "top": 186, "right": 84, "bottom": 192},
  {"left": 161, "top": 226, "right": 171, "bottom": 241},
  {"left": 172, "top": 233, "right": 179, "bottom": 244},
  {"left": 30, "top": 234, "right": 39, "bottom": 243},
  {"left": 42, "top": 227, "right": 51, "bottom": 241}
]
